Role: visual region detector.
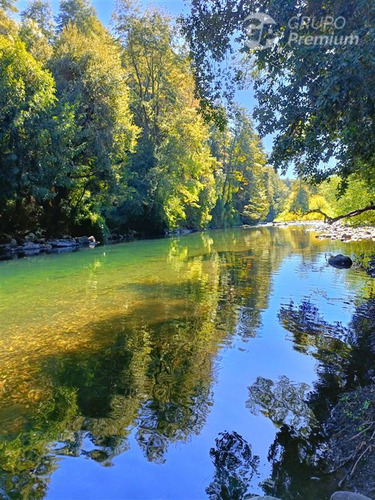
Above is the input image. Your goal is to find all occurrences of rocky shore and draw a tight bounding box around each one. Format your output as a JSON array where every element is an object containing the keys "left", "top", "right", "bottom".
[
  {"left": 0, "top": 233, "right": 98, "bottom": 260},
  {"left": 267, "top": 220, "right": 375, "bottom": 242},
  {"left": 0, "top": 230, "right": 143, "bottom": 261}
]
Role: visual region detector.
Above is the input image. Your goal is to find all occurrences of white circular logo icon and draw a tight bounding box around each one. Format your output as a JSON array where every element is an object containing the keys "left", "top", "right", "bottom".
[{"left": 244, "top": 13, "right": 277, "bottom": 50}]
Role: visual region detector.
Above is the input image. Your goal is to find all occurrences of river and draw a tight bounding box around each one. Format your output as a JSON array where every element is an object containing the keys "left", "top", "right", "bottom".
[{"left": 0, "top": 226, "right": 374, "bottom": 499}]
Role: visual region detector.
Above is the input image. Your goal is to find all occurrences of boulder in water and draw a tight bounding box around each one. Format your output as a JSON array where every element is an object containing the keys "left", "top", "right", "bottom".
[{"left": 328, "top": 254, "right": 353, "bottom": 269}]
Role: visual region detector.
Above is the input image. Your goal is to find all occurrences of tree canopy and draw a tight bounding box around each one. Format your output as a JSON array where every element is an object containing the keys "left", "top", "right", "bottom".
[{"left": 182, "top": 0, "right": 375, "bottom": 188}]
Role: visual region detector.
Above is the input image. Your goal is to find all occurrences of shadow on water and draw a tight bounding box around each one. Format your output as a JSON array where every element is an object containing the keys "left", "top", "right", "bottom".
[{"left": 0, "top": 227, "right": 375, "bottom": 498}]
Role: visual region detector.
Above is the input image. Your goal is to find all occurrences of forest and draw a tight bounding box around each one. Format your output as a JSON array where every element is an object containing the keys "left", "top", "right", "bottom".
[
  {"left": 2, "top": 0, "right": 374, "bottom": 242},
  {"left": 0, "top": 0, "right": 286, "bottom": 240}
]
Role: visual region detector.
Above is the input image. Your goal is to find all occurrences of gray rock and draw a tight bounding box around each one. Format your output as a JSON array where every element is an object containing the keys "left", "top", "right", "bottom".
[
  {"left": 23, "top": 242, "right": 41, "bottom": 251},
  {"left": 0, "top": 243, "right": 11, "bottom": 253},
  {"left": 331, "top": 492, "right": 373, "bottom": 500},
  {"left": 24, "top": 232, "right": 37, "bottom": 242},
  {"left": 12, "top": 246, "right": 24, "bottom": 253},
  {"left": 76, "top": 236, "right": 90, "bottom": 245},
  {"left": 40, "top": 244, "right": 53, "bottom": 251},
  {"left": 10, "top": 238, "right": 17, "bottom": 246},
  {"left": 48, "top": 239, "right": 78, "bottom": 248},
  {"left": 328, "top": 254, "right": 353, "bottom": 269}
]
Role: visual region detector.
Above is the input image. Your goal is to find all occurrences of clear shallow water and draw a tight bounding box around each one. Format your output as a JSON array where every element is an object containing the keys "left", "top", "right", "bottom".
[{"left": 0, "top": 227, "right": 374, "bottom": 499}]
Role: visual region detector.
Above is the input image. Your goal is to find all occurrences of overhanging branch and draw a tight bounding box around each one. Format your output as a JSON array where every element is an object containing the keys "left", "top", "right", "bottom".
[{"left": 301, "top": 203, "right": 375, "bottom": 224}]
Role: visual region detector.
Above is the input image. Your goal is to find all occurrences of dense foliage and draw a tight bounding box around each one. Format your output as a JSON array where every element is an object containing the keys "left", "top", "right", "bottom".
[
  {"left": 182, "top": 0, "right": 375, "bottom": 190},
  {"left": 0, "top": 0, "right": 289, "bottom": 239},
  {"left": 277, "top": 176, "right": 375, "bottom": 224}
]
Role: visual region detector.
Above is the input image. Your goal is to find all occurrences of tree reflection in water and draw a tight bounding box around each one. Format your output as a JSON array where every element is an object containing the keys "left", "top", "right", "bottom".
[
  {"left": 1, "top": 228, "right": 372, "bottom": 498},
  {"left": 206, "top": 431, "right": 259, "bottom": 500},
  {"left": 242, "top": 298, "right": 375, "bottom": 500},
  {"left": 0, "top": 228, "right": 296, "bottom": 498}
]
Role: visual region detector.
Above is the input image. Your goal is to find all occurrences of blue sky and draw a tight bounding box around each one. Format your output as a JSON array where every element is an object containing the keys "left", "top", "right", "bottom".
[{"left": 15, "top": 0, "right": 275, "bottom": 156}]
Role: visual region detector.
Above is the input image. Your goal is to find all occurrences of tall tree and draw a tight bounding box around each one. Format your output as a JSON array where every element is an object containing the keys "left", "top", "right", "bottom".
[
  {"left": 21, "top": 0, "right": 55, "bottom": 39},
  {"left": 0, "top": 0, "right": 17, "bottom": 12},
  {"left": 56, "top": 0, "right": 96, "bottom": 31},
  {"left": 113, "top": 3, "right": 217, "bottom": 233},
  {"left": 0, "top": 35, "right": 59, "bottom": 231},
  {"left": 50, "top": 14, "right": 138, "bottom": 232},
  {"left": 0, "top": 0, "right": 18, "bottom": 36},
  {"left": 20, "top": 1, "right": 54, "bottom": 62},
  {"left": 210, "top": 107, "right": 272, "bottom": 226}
]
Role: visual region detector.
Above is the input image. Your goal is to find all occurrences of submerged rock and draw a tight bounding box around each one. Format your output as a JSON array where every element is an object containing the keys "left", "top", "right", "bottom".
[
  {"left": 75, "top": 235, "right": 90, "bottom": 245},
  {"left": 331, "top": 492, "right": 373, "bottom": 500},
  {"left": 328, "top": 254, "right": 353, "bottom": 269},
  {"left": 366, "top": 258, "right": 375, "bottom": 278}
]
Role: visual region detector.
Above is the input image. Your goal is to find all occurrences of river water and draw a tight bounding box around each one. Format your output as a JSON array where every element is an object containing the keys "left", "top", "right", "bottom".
[{"left": 0, "top": 226, "right": 374, "bottom": 499}]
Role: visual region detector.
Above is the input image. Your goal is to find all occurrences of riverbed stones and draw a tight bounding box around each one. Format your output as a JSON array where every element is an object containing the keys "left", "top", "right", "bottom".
[
  {"left": 330, "top": 492, "right": 373, "bottom": 500},
  {"left": 328, "top": 254, "right": 353, "bottom": 269},
  {"left": 47, "top": 239, "right": 79, "bottom": 248},
  {"left": 0, "top": 234, "right": 99, "bottom": 260},
  {"left": 302, "top": 221, "right": 375, "bottom": 241}
]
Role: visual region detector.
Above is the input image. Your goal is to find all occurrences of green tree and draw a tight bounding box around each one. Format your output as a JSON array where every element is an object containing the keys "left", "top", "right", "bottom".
[
  {"left": 0, "top": 0, "right": 18, "bottom": 37},
  {"left": 113, "top": 3, "right": 216, "bottom": 233},
  {"left": 50, "top": 16, "right": 138, "bottom": 233},
  {"left": 183, "top": 0, "right": 375, "bottom": 191},
  {"left": 57, "top": 0, "right": 96, "bottom": 31},
  {"left": 0, "top": 35, "right": 58, "bottom": 231},
  {"left": 0, "top": 0, "right": 17, "bottom": 12},
  {"left": 264, "top": 166, "right": 289, "bottom": 222},
  {"left": 19, "top": 12, "right": 53, "bottom": 62},
  {"left": 21, "top": 0, "right": 55, "bottom": 39},
  {"left": 210, "top": 107, "right": 272, "bottom": 226}
]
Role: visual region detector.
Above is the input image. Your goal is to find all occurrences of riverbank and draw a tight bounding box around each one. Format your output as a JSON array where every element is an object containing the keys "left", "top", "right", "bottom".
[
  {"left": 0, "top": 231, "right": 142, "bottom": 261},
  {"left": 2, "top": 221, "right": 375, "bottom": 262},
  {"left": 264, "top": 220, "right": 375, "bottom": 242},
  {"left": 0, "top": 234, "right": 99, "bottom": 261}
]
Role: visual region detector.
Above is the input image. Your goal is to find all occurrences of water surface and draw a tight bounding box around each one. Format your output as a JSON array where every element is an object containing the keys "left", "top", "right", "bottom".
[{"left": 0, "top": 227, "right": 374, "bottom": 499}]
